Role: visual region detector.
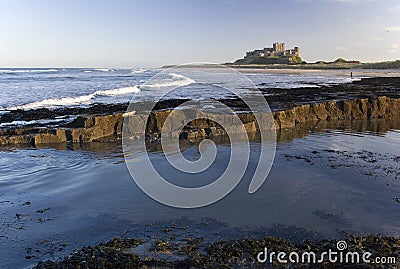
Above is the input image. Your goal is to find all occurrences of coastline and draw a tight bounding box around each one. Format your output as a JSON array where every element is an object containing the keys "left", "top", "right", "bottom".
[
  {"left": 1, "top": 77, "right": 399, "bottom": 268},
  {"left": 0, "top": 96, "right": 400, "bottom": 146},
  {"left": 236, "top": 67, "right": 400, "bottom": 77},
  {"left": 1, "top": 95, "right": 398, "bottom": 146},
  {"left": 34, "top": 229, "right": 399, "bottom": 269},
  {"left": 0, "top": 77, "right": 399, "bottom": 147},
  {"left": 227, "top": 60, "right": 400, "bottom": 71}
]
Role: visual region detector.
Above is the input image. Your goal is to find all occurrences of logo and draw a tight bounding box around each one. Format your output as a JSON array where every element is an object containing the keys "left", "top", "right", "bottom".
[
  {"left": 122, "top": 64, "right": 276, "bottom": 208},
  {"left": 257, "top": 240, "right": 396, "bottom": 265},
  {"left": 336, "top": 240, "right": 348, "bottom": 251}
]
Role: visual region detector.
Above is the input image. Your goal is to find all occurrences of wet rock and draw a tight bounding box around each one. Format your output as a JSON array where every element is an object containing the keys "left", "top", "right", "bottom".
[
  {"left": 0, "top": 134, "right": 35, "bottom": 146},
  {"left": 0, "top": 95, "right": 399, "bottom": 146},
  {"left": 33, "top": 234, "right": 400, "bottom": 268},
  {"left": 34, "top": 133, "right": 65, "bottom": 144}
]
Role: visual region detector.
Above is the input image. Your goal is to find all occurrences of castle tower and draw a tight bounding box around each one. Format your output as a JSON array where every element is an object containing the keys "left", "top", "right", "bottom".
[
  {"left": 273, "top": 42, "right": 285, "bottom": 52},
  {"left": 294, "top": 46, "right": 300, "bottom": 57}
]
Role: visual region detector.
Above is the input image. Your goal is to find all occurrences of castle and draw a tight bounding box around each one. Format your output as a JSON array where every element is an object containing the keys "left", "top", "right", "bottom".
[
  {"left": 245, "top": 42, "right": 300, "bottom": 58},
  {"left": 239, "top": 42, "right": 301, "bottom": 64}
]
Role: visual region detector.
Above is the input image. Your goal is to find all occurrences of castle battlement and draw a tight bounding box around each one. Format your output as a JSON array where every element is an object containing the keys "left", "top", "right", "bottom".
[{"left": 245, "top": 42, "right": 300, "bottom": 59}]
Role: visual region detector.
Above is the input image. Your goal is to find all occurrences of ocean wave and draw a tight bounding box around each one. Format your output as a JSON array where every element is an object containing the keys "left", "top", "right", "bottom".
[
  {"left": 143, "top": 73, "right": 195, "bottom": 88},
  {"left": 95, "top": 86, "right": 141, "bottom": 96},
  {"left": 10, "top": 94, "right": 96, "bottom": 110},
  {"left": 0, "top": 116, "right": 76, "bottom": 128},
  {"left": 0, "top": 69, "right": 58, "bottom": 74},
  {"left": 131, "top": 68, "right": 148, "bottom": 74},
  {"left": 84, "top": 68, "right": 115, "bottom": 72},
  {"left": 94, "top": 68, "right": 114, "bottom": 72},
  {"left": 7, "top": 73, "right": 192, "bottom": 110},
  {"left": 8, "top": 86, "right": 141, "bottom": 110}
]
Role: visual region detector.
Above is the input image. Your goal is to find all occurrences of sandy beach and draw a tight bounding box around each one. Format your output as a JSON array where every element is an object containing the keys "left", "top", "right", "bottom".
[{"left": 235, "top": 67, "right": 400, "bottom": 78}]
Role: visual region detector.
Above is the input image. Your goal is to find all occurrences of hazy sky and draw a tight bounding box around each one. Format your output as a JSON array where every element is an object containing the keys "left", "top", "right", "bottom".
[{"left": 0, "top": 0, "right": 399, "bottom": 67}]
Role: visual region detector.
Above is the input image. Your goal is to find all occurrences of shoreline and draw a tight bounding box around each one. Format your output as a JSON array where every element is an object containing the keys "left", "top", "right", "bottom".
[
  {"left": 0, "top": 96, "right": 398, "bottom": 146},
  {"left": 34, "top": 225, "right": 400, "bottom": 268},
  {"left": 0, "top": 96, "right": 400, "bottom": 146},
  {"left": 2, "top": 76, "right": 400, "bottom": 122},
  {"left": 227, "top": 62, "right": 400, "bottom": 71},
  {"left": 0, "top": 77, "right": 399, "bottom": 147},
  {"left": 236, "top": 67, "right": 400, "bottom": 77},
  {"left": 2, "top": 77, "right": 399, "bottom": 268}
]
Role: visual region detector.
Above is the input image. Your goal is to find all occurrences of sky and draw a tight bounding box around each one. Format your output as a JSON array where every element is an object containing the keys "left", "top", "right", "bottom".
[{"left": 0, "top": 0, "right": 399, "bottom": 68}]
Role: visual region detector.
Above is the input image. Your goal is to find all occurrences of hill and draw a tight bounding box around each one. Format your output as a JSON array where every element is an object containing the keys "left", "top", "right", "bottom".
[{"left": 359, "top": 60, "right": 400, "bottom": 69}]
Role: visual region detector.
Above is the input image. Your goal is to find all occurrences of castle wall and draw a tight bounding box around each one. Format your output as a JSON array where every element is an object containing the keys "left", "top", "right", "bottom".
[{"left": 244, "top": 42, "right": 299, "bottom": 59}]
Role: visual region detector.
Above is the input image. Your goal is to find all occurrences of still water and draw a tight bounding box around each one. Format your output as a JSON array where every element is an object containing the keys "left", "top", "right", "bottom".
[{"left": 0, "top": 119, "right": 399, "bottom": 268}]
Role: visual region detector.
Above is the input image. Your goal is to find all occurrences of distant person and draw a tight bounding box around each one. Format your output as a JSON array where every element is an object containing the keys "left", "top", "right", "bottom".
[{"left": 351, "top": 72, "right": 353, "bottom": 78}]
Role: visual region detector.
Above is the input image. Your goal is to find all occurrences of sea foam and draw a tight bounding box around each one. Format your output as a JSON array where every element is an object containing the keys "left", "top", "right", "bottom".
[
  {"left": 131, "top": 68, "right": 148, "bottom": 74},
  {"left": 95, "top": 86, "right": 141, "bottom": 96},
  {"left": 0, "top": 69, "right": 58, "bottom": 74},
  {"left": 7, "top": 73, "right": 193, "bottom": 110},
  {"left": 9, "top": 86, "right": 141, "bottom": 110},
  {"left": 143, "top": 73, "right": 195, "bottom": 88}
]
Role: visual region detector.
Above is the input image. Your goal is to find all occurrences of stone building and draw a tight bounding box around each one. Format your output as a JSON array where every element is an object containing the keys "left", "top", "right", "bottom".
[{"left": 245, "top": 42, "right": 300, "bottom": 59}]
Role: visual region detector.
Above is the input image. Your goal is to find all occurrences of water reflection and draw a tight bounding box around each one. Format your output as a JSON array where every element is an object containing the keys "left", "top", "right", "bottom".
[{"left": 0, "top": 118, "right": 399, "bottom": 268}]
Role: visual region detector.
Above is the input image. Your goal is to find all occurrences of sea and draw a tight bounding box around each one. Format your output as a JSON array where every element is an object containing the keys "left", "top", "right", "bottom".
[
  {"left": 0, "top": 67, "right": 399, "bottom": 268},
  {"left": 0, "top": 67, "right": 362, "bottom": 111}
]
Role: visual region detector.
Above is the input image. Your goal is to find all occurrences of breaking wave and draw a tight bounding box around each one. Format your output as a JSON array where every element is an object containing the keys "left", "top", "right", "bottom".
[
  {"left": 7, "top": 72, "right": 194, "bottom": 110},
  {"left": 10, "top": 94, "right": 96, "bottom": 110},
  {"left": 9, "top": 86, "right": 141, "bottom": 110},
  {"left": 131, "top": 68, "right": 148, "bottom": 74},
  {"left": 94, "top": 68, "right": 114, "bottom": 72},
  {"left": 84, "top": 69, "right": 115, "bottom": 73},
  {"left": 0, "top": 69, "right": 58, "bottom": 74},
  {"left": 143, "top": 73, "right": 195, "bottom": 88},
  {"left": 95, "top": 86, "right": 141, "bottom": 96}
]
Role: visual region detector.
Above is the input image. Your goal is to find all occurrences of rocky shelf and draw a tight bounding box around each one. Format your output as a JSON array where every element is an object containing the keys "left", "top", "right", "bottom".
[
  {"left": 0, "top": 77, "right": 399, "bottom": 146},
  {"left": 34, "top": 233, "right": 400, "bottom": 269},
  {"left": 0, "top": 96, "right": 398, "bottom": 146}
]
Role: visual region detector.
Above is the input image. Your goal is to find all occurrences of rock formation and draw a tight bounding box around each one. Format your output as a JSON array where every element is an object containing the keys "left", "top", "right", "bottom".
[{"left": 0, "top": 97, "right": 398, "bottom": 146}]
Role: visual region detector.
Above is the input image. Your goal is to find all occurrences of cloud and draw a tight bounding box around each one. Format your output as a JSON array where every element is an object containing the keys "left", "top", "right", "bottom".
[
  {"left": 329, "top": 0, "right": 376, "bottom": 2},
  {"left": 389, "top": 43, "right": 400, "bottom": 54},
  {"left": 226, "top": 0, "right": 237, "bottom": 7},
  {"left": 384, "top": 5, "right": 400, "bottom": 12},
  {"left": 353, "top": 41, "right": 365, "bottom": 47},
  {"left": 334, "top": 46, "right": 348, "bottom": 51},
  {"left": 296, "top": 0, "right": 374, "bottom": 3},
  {"left": 387, "top": 26, "right": 400, "bottom": 32}
]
